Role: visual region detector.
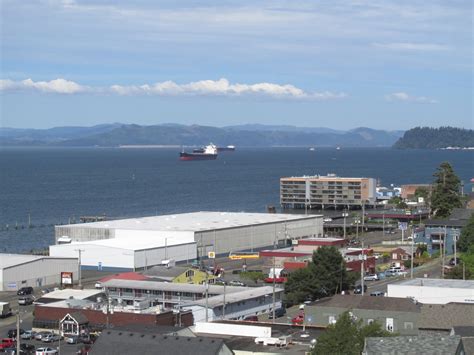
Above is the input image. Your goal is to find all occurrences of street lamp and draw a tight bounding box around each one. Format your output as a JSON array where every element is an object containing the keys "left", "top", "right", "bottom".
[{"left": 342, "top": 210, "right": 349, "bottom": 239}]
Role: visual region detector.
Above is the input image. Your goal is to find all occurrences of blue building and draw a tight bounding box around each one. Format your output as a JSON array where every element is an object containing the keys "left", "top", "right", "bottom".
[{"left": 416, "top": 209, "right": 472, "bottom": 256}]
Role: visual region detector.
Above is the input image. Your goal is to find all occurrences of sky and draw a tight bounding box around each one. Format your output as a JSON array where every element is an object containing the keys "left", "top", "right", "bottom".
[{"left": 1, "top": 0, "right": 472, "bottom": 130}]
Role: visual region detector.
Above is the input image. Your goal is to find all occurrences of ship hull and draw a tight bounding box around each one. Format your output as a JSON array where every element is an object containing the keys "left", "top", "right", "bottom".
[{"left": 179, "top": 152, "right": 218, "bottom": 161}]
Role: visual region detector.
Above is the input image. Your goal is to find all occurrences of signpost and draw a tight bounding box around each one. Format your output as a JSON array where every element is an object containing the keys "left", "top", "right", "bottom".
[
  {"left": 398, "top": 222, "right": 408, "bottom": 242},
  {"left": 61, "top": 271, "right": 73, "bottom": 288}
]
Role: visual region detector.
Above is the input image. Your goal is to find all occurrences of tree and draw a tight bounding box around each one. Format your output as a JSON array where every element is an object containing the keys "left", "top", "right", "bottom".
[
  {"left": 312, "top": 311, "right": 392, "bottom": 355},
  {"left": 458, "top": 213, "right": 474, "bottom": 253},
  {"left": 285, "top": 246, "right": 355, "bottom": 304},
  {"left": 430, "top": 162, "right": 462, "bottom": 217}
]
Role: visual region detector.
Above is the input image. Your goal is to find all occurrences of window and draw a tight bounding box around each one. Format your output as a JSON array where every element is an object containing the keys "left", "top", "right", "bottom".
[
  {"left": 185, "top": 270, "right": 194, "bottom": 278},
  {"left": 328, "top": 315, "right": 336, "bottom": 324},
  {"left": 367, "top": 319, "right": 374, "bottom": 325},
  {"left": 404, "top": 322, "right": 413, "bottom": 330}
]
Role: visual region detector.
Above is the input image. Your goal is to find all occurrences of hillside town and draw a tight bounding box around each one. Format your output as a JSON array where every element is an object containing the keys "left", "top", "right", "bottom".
[{"left": 1, "top": 163, "right": 473, "bottom": 355}]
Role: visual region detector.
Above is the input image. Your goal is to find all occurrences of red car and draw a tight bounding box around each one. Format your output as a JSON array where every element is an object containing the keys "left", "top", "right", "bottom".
[
  {"left": 292, "top": 313, "right": 305, "bottom": 325},
  {"left": 0, "top": 338, "right": 15, "bottom": 349}
]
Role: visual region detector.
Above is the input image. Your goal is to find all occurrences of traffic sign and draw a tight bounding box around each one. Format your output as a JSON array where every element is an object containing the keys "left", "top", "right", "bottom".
[
  {"left": 208, "top": 251, "right": 216, "bottom": 259},
  {"left": 398, "top": 222, "right": 408, "bottom": 231}
]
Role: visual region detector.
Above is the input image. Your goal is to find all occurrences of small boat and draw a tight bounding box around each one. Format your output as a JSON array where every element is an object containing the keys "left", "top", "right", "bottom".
[
  {"left": 180, "top": 143, "right": 218, "bottom": 161},
  {"left": 309, "top": 147, "right": 315, "bottom": 151},
  {"left": 336, "top": 146, "right": 341, "bottom": 150}
]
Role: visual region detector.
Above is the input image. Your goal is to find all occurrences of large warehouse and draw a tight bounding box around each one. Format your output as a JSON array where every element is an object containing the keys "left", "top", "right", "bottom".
[
  {"left": 53, "top": 212, "right": 323, "bottom": 270},
  {"left": 0, "top": 254, "right": 78, "bottom": 291},
  {"left": 50, "top": 237, "right": 197, "bottom": 271}
]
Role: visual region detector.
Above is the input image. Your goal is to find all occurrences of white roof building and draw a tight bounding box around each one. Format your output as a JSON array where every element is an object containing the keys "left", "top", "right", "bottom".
[
  {"left": 387, "top": 278, "right": 474, "bottom": 304},
  {"left": 53, "top": 212, "right": 323, "bottom": 270}
]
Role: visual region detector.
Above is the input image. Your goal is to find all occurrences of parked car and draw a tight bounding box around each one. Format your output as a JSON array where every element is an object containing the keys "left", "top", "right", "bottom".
[
  {"left": 42, "top": 334, "right": 61, "bottom": 343},
  {"left": 243, "top": 315, "right": 258, "bottom": 322},
  {"left": 18, "top": 295, "right": 35, "bottom": 306},
  {"left": 94, "top": 282, "right": 102, "bottom": 289},
  {"left": 41, "top": 288, "right": 53, "bottom": 295},
  {"left": 7, "top": 329, "right": 25, "bottom": 339},
  {"left": 228, "top": 280, "right": 246, "bottom": 287},
  {"left": 353, "top": 284, "right": 367, "bottom": 294},
  {"left": 17, "top": 287, "right": 33, "bottom": 296},
  {"left": 449, "top": 258, "right": 459, "bottom": 266},
  {"left": 269, "top": 307, "right": 286, "bottom": 319},
  {"left": 395, "top": 270, "right": 408, "bottom": 277},
  {"left": 34, "top": 332, "right": 52, "bottom": 341},
  {"left": 370, "top": 291, "right": 385, "bottom": 297},
  {"left": 75, "top": 344, "right": 91, "bottom": 355},
  {"left": 363, "top": 274, "right": 378, "bottom": 281},
  {"left": 0, "top": 339, "right": 16, "bottom": 350},
  {"left": 21, "top": 330, "right": 36, "bottom": 340},
  {"left": 35, "top": 347, "right": 58, "bottom": 355},
  {"left": 21, "top": 343, "right": 36, "bottom": 352}
]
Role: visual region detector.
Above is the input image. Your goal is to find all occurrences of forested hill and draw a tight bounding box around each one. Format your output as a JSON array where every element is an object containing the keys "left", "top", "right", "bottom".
[{"left": 393, "top": 127, "right": 474, "bottom": 149}]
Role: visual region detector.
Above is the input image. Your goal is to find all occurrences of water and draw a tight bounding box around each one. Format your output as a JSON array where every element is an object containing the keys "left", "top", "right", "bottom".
[{"left": 0, "top": 147, "right": 472, "bottom": 253}]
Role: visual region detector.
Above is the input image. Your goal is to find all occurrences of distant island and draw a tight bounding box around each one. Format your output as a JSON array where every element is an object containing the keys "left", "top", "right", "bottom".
[
  {"left": 0, "top": 124, "right": 404, "bottom": 148},
  {"left": 393, "top": 127, "right": 474, "bottom": 149}
]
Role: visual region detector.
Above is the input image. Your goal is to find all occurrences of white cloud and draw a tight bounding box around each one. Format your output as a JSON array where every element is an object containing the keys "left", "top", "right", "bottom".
[
  {"left": 0, "top": 77, "right": 345, "bottom": 100},
  {"left": 373, "top": 42, "right": 450, "bottom": 51},
  {"left": 385, "top": 92, "right": 437, "bottom": 104},
  {"left": 0, "top": 78, "right": 87, "bottom": 94},
  {"left": 110, "top": 78, "right": 346, "bottom": 100}
]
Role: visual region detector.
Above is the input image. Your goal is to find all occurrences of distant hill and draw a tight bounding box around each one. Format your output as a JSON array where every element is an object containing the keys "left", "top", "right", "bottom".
[
  {"left": 393, "top": 127, "right": 474, "bottom": 149},
  {"left": 0, "top": 123, "right": 404, "bottom": 147}
]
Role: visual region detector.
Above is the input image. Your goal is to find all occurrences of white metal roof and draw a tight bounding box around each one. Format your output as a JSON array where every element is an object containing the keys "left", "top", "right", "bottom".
[
  {"left": 394, "top": 278, "right": 474, "bottom": 289},
  {"left": 58, "top": 211, "right": 320, "bottom": 232},
  {"left": 183, "top": 286, "right": 284, "bottom": 308},
  {"left": 39, "top": 289, "right": 104, "bottom": 300},
  {"left": 0, "top": 254, "right": 76, "bottom": 269},
  {"left": 102, "top": 279, "right": 246, "bottom": 294}
]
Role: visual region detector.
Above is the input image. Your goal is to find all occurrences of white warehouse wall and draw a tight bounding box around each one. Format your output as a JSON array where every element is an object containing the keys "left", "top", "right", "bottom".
[
  {"left": 50, "top": 244, "right": 135, "bottom": 271},
  {"left": 134, "top": 242, "right": 197, "bottom": 269}
]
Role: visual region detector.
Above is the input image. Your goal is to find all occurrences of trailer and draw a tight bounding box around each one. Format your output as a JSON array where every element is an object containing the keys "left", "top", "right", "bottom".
[{"left": 0, "top": 302, "right": 12, "bottom": 318}]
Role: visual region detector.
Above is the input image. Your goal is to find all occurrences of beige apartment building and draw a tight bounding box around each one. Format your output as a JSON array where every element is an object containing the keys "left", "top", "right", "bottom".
[{"left": 280, "top": 174, "right": 376, "bottom": 210}]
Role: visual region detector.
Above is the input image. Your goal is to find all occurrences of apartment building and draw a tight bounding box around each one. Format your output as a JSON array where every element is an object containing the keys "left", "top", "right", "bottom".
[{"left": 280, "top": 174, "right": 376, "bottom": 210}]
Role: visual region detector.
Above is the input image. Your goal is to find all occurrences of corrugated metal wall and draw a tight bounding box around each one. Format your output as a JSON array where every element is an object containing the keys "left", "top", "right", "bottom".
[
  {"left": 55, "top": 226, "right": 114, "bottom": 243},
  {"left": 195, "top": 217, "right": 323, "bottom": 256},
  {"left": 1, "top": 258, "right": 78, "bottom": 291}
]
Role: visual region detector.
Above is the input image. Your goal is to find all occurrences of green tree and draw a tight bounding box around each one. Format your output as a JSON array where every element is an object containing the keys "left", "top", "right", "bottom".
[
  {"left": 285, "top": 246, "right": 355, "bottom": 304},
  {"left": 312, "top": 311, "right": 391, "bottom": 355},
  {"left": 430, "top": 162, "right": 462, "bottom": 217},
  {"left": 458, "top": 213, "right": 474, "bottom": 253}
]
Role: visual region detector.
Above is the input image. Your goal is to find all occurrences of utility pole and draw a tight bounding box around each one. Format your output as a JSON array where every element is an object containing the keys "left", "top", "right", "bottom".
[
  {"left": 454, "top": 229, "right": 458, "bottom": 265},
  {"left": 16, "top": 308, "right": 20, "bottom": 355},
  {"left": 205, "top": 273, "right": 209, "bottom": 322},
  {"left": 410, "top": 230, "right": 414, "bottom": 279},
  {"left": 272, "top": 256, "right": 276, "bottom": 323},
  {"left": 382, "top": 213, "right": 385, "bottom": 235},
  {"left": 222, "top": 284, "right": 226, "bottom": 319},
  {"left": 75, "top": 249, "right": 84, "bottom": 288},
  {"left": 342, "top": 210, "right": 348, "bottom": 239},
  {"left": 360, "top": 242, "right": 366, "bottom": 296},
  {"left": 441, "top": 226, "right": 447, "bottom": 279}
]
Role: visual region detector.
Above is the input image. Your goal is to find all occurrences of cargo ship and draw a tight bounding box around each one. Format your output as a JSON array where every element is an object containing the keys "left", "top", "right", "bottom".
[{"left": 179, "top": 143, "right": 218, "bottom": 161}]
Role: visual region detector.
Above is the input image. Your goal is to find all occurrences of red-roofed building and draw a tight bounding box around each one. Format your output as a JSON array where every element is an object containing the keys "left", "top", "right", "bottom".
[{"left": 99, "top": 272, "right": 148, "bottom": 283}]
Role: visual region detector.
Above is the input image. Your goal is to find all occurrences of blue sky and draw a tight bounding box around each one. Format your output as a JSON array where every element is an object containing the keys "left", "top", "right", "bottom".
[{"left": 1, "top": 0, "right": 472, "bottom": 130}]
